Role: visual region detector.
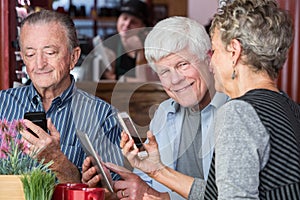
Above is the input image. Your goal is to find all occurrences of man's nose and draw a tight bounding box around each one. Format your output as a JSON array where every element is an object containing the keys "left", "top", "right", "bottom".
[
  {"left": 36, "top": 53, "right": 47, "bottom": 69},
  {"left": 170, "top": 69, "right": 185, "bottom": 84}
]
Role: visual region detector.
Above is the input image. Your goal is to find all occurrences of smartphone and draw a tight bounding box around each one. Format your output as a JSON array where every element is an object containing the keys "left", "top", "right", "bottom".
[
  {"left": 24, "top": 112, "right": 47, "bottom": 137},
  {"left": 117, "top": 112, "right": 144, "bottom": 151}
]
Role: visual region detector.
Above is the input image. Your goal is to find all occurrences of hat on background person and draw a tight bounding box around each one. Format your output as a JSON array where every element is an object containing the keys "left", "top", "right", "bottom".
[{"left": 119, "top": 0, "right": 150, "bottom": 26}]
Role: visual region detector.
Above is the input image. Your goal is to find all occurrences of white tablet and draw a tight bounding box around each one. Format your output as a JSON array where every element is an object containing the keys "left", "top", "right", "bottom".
[{"left": 76, "top": 130, "right": 114, "bottom": 193}]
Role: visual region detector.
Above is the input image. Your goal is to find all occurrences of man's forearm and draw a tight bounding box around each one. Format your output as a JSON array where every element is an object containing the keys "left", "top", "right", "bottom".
[{"left": 50, "top": 153, "right": 81, "bottom": 183}]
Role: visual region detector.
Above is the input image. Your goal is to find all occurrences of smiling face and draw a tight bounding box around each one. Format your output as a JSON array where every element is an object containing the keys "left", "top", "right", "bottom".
[
  {"left": 117, "top": 13, "right": 145, "bottom": 39},
  {"left": 20, "top": 22, "right": 79, "bottom": 95},
  {"left": 156, "top": 49, "right": 212, "bottom": 108}
]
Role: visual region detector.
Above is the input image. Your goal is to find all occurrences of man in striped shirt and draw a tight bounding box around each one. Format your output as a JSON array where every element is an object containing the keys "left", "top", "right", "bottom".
[{"left": 0, "top": 10, "right": 123, "bottom": 183}]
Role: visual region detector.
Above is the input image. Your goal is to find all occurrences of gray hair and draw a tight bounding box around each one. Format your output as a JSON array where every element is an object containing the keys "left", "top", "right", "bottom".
[
  {"left": 210, "top": 0, "right": 294, "bottom": 79},
  {"left": 144, "top": 16, "right": 211, "bottom": 71},
  {"left": 20, "top": 10, "right": 79, "bottom": 52}
]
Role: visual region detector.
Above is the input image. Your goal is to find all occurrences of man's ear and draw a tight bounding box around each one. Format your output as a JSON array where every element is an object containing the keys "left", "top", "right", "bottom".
[{"left": 70, "top": 46, "right": 81, "bottom": 70}]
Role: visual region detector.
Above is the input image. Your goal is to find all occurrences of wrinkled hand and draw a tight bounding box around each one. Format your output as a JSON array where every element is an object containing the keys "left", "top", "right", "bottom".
[
  {"left": 20, "top": 119, "right": 61, "bottom": 163},
  {"left": 82, "top": 156, "right": 117, "bottom": 199},
  {"left": 105, "top": 162, "right": 152, "bottom": 199},
  {"left": 21, "top": 119, "right": 81, "bottom": 183},
  {"left": 120, "top": 131, "right": 165, "bottom": 176},
  {"left": 82, "top": 156, "right": 113, "bottom": 188},
  {"left": 82, "top": 156, "right": 101, "bottom": 187}
]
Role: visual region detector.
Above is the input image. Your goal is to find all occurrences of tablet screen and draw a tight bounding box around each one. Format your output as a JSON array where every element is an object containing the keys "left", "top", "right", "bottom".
[{"left": 76, "top": 130, "right": 114, "bottom": 193}]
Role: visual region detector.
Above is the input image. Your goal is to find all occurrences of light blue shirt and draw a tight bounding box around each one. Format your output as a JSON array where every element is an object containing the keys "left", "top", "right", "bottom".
[
  {"left": 133, "top": 92, "right": 228, "bottom": 199},
  {"left": 0, "top": 75, "right": 123, "bottom": 179}
]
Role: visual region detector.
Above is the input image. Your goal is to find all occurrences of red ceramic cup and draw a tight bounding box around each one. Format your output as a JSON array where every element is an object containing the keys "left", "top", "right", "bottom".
[
  {"left": 51, "top": 183, "right": 88, "bottom": 200},
  {"left": 67, "top": 188, "right": 105, "bottom": 200}
]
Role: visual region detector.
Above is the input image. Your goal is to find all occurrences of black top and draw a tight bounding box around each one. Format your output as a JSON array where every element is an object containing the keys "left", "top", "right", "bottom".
[{"left": 103, "top": 34, "right": 136, "bottom": 80}]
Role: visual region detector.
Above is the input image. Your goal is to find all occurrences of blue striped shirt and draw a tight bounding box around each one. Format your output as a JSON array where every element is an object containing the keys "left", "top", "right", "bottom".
[{"left": 0, "top": 76, "right": 123, "bottom": 179}]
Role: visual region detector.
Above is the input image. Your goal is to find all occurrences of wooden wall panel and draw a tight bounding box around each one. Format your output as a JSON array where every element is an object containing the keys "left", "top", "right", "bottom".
[
  {"left": 152, "top": 0, "right": 187, "bottom": 17},
  {"left": 0, "top": 0, "right": 10, "bottom": 90},
  {"left": 277, "top": 0, "right": 300, "bottom": 103}
]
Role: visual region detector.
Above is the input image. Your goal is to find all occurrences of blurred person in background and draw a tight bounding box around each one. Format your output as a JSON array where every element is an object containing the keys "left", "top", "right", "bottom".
[{"left": 102, "top": 0, "right": 155, "bottom": 81}]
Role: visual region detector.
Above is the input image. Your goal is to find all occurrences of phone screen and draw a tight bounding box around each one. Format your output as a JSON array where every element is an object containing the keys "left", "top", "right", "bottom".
[
  {"left": 122, "top": 117, "right": 143, "bottom": 149},
  {"left": 24, "top": 112, "right": 47, "bottom": 137}
]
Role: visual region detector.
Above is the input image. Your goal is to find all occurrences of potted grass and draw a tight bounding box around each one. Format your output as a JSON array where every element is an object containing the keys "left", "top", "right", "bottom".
[{"left": 0, "top": 119, "right": 56, "bottom": 200}]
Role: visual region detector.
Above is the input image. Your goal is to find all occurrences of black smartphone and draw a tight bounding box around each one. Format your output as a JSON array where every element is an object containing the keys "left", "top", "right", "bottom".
[{"left": 24, "top": 112, "right": 47, "bottom": 137}]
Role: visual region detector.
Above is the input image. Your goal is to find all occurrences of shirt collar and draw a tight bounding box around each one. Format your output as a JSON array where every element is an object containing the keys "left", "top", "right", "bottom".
[
  {"left": 169, "top": 92, "right": 229, "bottom": 113},
  {"left": 209, "top": 92, "right": 229, "bottom": 109},
  {"left": 171, "top": 100, "right": 180, "bottom": 111}
]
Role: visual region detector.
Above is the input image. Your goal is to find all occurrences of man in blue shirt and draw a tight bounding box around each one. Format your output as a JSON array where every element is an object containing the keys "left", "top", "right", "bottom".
[{"left": 0, "top": 10, "right": 123, "bottom": 183}]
